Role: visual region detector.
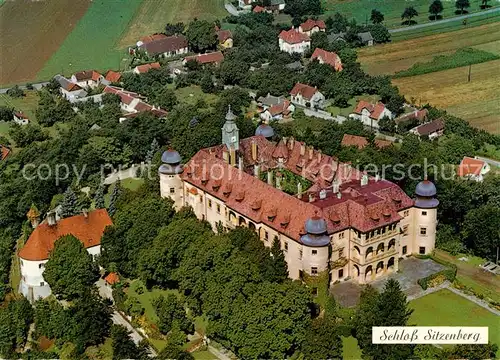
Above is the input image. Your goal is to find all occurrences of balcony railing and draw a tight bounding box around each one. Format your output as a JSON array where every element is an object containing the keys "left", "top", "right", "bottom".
[
  {"left": 351, "top": 229, "right": 399, "bottom": 246},
  {"left": 351, "top": 247, "right": 398, "bottom": 265}
]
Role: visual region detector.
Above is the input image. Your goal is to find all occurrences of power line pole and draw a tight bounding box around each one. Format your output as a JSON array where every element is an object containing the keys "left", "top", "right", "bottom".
[{"left": 467, "top": 64, "right": 472, "bottom": 82}]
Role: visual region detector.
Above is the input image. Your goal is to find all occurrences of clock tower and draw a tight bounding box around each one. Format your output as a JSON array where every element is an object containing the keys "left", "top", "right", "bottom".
[{"left": 222, "top": 105, "right": 239, "bottom": 150}]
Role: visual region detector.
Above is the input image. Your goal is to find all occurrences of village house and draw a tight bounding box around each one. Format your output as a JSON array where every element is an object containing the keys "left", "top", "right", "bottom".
[
  {"left": 159, "top": 108, "right": 438, "bottom": 287},
  {"left": 298, "top": 19, "right": 326, "bottom": 36},
  {"left": 279, "top": 29, "right": 311, "bottom": 54},
  {"left": 259, "top": 100, "right": 295, "bottom": 122},
  {"left": 71, "top": 70, "right": 105, "bottom": 89},
  {"left": 133, "top": 62, "right": 161, "bottom": 75},
  {"left": 409, "top": 118, "right": 445, "bottom": 140},
  {"left": 104, "top": 70, "right": 122, "bottom": 84},
  {"left": 257, "top": 93, "right": 285, "bottom": 108},
  {"left": 349, "top": 100, "right": 393, "bottom": 129},
  {"left": 1, "top": 144, "right": 11, "bottom": 161},
  {"left": 103, "top": 86, "right": 168, "bottom": 121},
  {"left": 18, "top": 209, "right": 113, "bottom": 302},
  {"left": 183, "top": 51, "right": 225, "bottom": 66},
  {"left": 138, "top": 34, "right": 189, "bottom": 58},
  {"left": 290, "top": 83, "right": 325, "bottom": 109},
  {"left": 238, "top": 0, "right": 255, "bottom": 10},
  {"left": 341, "top": 134, "right": 392, "bottom": 149},
  {"left": 253, "top": 5, "right": 265, "bottom": 13},
  {"left": 217, "top": 29, "right": 233, "bottom": 49},
  {"left": 457, "top": 156, "right": 491, "bottom": 182},
  {"left": 136, "top": 33, "right": 167, "bottom": 47},
  {"left": 254, "top": 0, "right": 286, "bottom": 13},
  {"left": 311, "top": 48, "right": 342, "bottom": 71},
  {"left": 13, "top": 111, "right": 29, "bottom": 125},
  {"left": 396, "top": 108, "right": 429, "bottom": 124},
  {"left": 328, "top": 31, "right": 374, "bottom": 46},
  {"left": 54, "top": 75, "right": 88, "bottom": 102}
]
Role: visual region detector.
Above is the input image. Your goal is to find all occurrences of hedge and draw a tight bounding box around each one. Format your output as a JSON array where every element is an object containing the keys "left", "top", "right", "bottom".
[{"left": 416, "top": 254, "right": 458, "bottom": 290}]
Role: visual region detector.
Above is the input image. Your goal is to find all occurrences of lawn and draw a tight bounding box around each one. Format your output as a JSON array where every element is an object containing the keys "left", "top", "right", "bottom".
[
  {"left": 409, "top": 289, "right": 500, "bottom": 351},
  {"left": 118, "top": 0, "right": 228, "bottom": 47},
  {"left": 342, "top": 336, "right": 363, "bottom": 360},
  {"left": 326, "top": 94, "right": 380, "bottom": 118},
  {"left": 37, "top": 0, "right": 144, "bottom": 80},
  {"left": 392, "top": 59, "right": 500, "bottom": 134},
  {"left": 104, "top": 178, "right": 145, "bottom": 206},
  {"left": 322, "top": 0, "right": 499, "bottom": 29},
  {"left": 0, "top": 91, "right": 40, "bottom": 121},
  {"left": 192, "top": 350, "right": 217, "bottom": 360},
  {"left": 174, "top": 85, "right": 219, "bottom": 107}
]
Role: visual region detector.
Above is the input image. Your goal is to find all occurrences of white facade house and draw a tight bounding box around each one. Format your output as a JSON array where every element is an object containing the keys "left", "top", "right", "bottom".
[
  {"left": 457, "top": 157, "right": 491, "bottom": 182},
  {"left": 19, "top": 209, "right": 112, "bottom": 302},
  {"left": 259, "top": 100, "right": 295, "bottom": 122},
  {"left": 71, "top": 70, "right": 104, "bottom": 89},
  {"left": 349, "top": 101, "right": 393, "bottom": 129},
  {"left": 298, "top": 19, "right": 326, "bottom": 36},
  {"left": 279, "top": 29, "right": 311, "bottom": 54},
  {"left": 290, "top": 83, "right": 325, "bottom": 109},
  {"left": 54, "top": 75, "right": 88, "bottom": 102},
  {"left": 13, "top": 111, "right": 29, "bottom": 125}
]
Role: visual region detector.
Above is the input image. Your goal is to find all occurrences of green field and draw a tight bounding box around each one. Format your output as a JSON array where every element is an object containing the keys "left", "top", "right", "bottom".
[
  {"left": 174, "top": 85, "right": 219, "bottom": 107},
  {"left": 323, "top": 0, "right": 499, "bottom": 29},
  {"left": 37, "top": 0, "right": 143, "bottom": 79},
  {"left": 342, "top": 336, "right": 363, "bottom": 360},
  {"left": 410, "top": 289, "right": 500, "bottom": 349},
  {"left": 0, "top": 91, "right": 41, "bottom": 145}
]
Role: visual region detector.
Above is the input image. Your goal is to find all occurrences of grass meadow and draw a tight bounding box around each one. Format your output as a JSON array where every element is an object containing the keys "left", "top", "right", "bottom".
[
  {"left": 37, "top": 0, "right": 144, "bottom": 80},
  {"left": 322, "top": 0, "right": 499, "bottom": 29}
]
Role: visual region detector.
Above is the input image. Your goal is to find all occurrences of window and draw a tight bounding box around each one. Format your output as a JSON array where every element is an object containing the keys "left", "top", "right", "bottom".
[
  {"left": 40, "top": 282, "right": 45, "bottom": 287},
  {"left": 264, "top": 231, "right": 269, "bottom": 241},
  {"left": 420, "top": 227, "right": 427, "bottom": 236},
  {"left": 216, "top": 204, "right": 221, "bottom": 214},
  {"left": 404, "top": 210, "right": 410, "bottom": 217},
  {"left": 311, "top": 267, "right": 318, "bottom": 275},
  {"left": 402, "top": 225, "right": 409, "bottom": 236},
  {"left": 402, "top": 245, "right": 407, "bottom": 255},
  {"left": 39, "top": 263, "right": 45, "bottom": 269},
  {"left": 299, "top": 249, "right": 303, "bottom": 260},
  {"left": 284, "top": 242, "right": 288, "bottom": 251},
  {"left": 339, "top": 232, "right": 345, "bottom": 239},
  {"left": 422, "top": 211, "right": 427, "bottom": 216},
  {"left": 169, "top": 187, "right": 175, "bottom": 194},
  {"left": 419, "top": 246, "right": 426, "bottom": 255},
  {"left": 208, "top": 199, "right": 212, "bottom": 208},
  {"left": 339, "top": 248, "right": 344, "bottom": 258},
  {"left": 338, "top": 269, "right": 344, "bottom": 278},
  {"left": 312, "top": 249, "right": 317, "bottom": 255}
]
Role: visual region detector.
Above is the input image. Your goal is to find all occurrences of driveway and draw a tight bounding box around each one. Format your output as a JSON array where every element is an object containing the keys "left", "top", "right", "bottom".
[
  {"left": 475, "top": 156, "right": 500, "bottom": 168},
  {"left": 0, "top": 82, "right": 49, "bottom": 93},
  {"left": 389, "top": 7, "right": 500, "bottom": 33}
]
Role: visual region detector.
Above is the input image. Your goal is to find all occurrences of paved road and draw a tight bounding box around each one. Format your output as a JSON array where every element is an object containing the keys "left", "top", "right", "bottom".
[
  {"left": 475, "top": 156, "right": 500, "bottom": 168},
  {"left": 0, "top": 82, "right": 49, "bottom": 94},
  {"left": 225, "top": 2, "right": 240, "bottom": 16},
  {"left": 389, "top": 7, "right": 500, "bottom": 33}
]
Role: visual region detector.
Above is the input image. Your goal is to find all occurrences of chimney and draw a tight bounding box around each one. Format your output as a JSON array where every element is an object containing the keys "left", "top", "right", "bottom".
[
  {"left": 267, "top": 171, "right": 273, "bottom": 186},
  {"left": 361, "top": 174, "right": 368, "bottom": 186},
  {"left": 47, "top": 212, "right": 57, "bottom": 226},
  {"left": 300, "top": 142, "right": 305, "bottom": 156},
  {"left": 332, "top": 180, "right": 340, "bottom": 194},
  {"left": 222, "top": 150, "right": 229, "bottom": 163},
  {"left": 251, "top": 140, "right": 258, "bottom": 161},
  {"left": 308, "top": 146, "right": 314, "bottom": 160},
  {"left": 317, "top": 149, "right": 322, "bottom": 163},
  {"left": 308, "top": 193, "right": 315, "bottom": 203},
  {"left": 337, "top": 192, "right": 342, "bottom": 199},
  {"left": 282, "top": 137, "right": 288, "bottom": 147},
  {"left": 375, "top": 174, "right": 380, "bottom": 182},
  {"left": 288, "top": 136, "right": 295, "bottom": 150},
  {"left": 297, "top": 182, "right": 303, "bottom": 198},
  {"left": 319, "top": 189, "right": 326, "bottom": 199},
  {"left": 254, "top": 165, "right": 260, "bottom": 178},
  {"left": 82, "top": 209, "right": 88, "bottom": 218},
  {"left": 238, "top": 156, "right": 243, "bottom": 171},
  {"left": 230, "top": 146, "right": 236, "bottom": 167}
]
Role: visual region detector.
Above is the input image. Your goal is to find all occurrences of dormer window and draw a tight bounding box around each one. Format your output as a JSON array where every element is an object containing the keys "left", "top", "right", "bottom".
[
  {"left": 235, "top": 191, "right": 245, "bottom": 202},
  {"left": 251, "top": 200, "right": 262, "bottom": 211},
  {"left": 212, "top": 180, "right": 221, "bottom": 191}
]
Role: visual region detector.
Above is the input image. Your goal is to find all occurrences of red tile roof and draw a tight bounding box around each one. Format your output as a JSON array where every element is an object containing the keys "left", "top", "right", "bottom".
[
  {"left": 135, "top": 62, "right": 161, "bottom": 74},
  {"left": 105, "top": 70, "right": 122, "bottom": 83},
  {"left": 396, "top": 109, "right": 428, "bottom": 123},
  {"left": 140, "top": 35, "right": 188, "bottom": 55},
  {"left": 19, "top": 209, "right": 113, "bottom": 261},
  {"left": 182, "top": 137, "right": 412, "bottom": 240},
  {"left": 253, "top": 5, "right": 265, "bottom": 12},
  {"left": 300, "top": 19, "right": 326, "bottom": 32},
  {"left": 184, "top": 51, "right": 224, "bottom": 64},
  {"left": 353, "top": 101, "right": 387, "bottom": 120},
  {"left": 104, "top": 272, "right": 120, "bottom": 285},
  {"left": 266, "top": 100, "right": 292, "bottom": 116},
  {"left": 73, "top": 70, "right": 102, "bottom": 82},
  {"left": 311, "top": 48, "right": 343, "bottom": 71},
  {"left": 290, "top": 83, "right": 318, "bottom": 100},
  {"left": 217, "top": 30, "right": 232, "bottom": 43},
  {"left": 140, "top": 33, "right": 168, "bottom": 44},
  {"left": 412, "top": 119, "right": 445, "bottom": 136},
  {"left": 279, "top": 29, "right": 311, "bottom": 44},
  {"left": 14, "top": 111, "right": 28, "bottom": 120},
  {"left": 458, "top": 157, "right": 486, "bottom": 177},
  {"left": 1, "top": 145, "right": 11, "bottom": 161},
  {"left": 341, "top": 134, "right": 392, "bottom": 149}
]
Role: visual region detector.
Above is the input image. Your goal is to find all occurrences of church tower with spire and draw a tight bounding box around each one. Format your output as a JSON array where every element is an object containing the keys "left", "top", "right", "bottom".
[{"left": 222, "top": 105, "right": 239, "bottom": 151}]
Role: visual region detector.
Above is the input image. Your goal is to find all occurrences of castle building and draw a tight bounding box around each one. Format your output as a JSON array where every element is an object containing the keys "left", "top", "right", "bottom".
[{"left": 159, "top": 108, "right": 438, "bottom": 286}]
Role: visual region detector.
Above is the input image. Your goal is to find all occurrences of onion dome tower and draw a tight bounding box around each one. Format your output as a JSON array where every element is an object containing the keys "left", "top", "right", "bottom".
[
  {"left": 300, "top": 213, "right": 331, "bottom": 276},
  {"left": 159, "top": 148, "right": 184, "bottom": 210},
  {"left": 255, "top": 123, "right": 275, "bottom": 140},
  {"left": 413, "top": 179, "right": 438, "bottom": 256}
]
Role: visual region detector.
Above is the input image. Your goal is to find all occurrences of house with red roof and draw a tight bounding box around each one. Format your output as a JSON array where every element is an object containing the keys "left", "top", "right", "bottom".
[
  {"left": 290, "top": 83, "right": 325, "bottom": 109},
  {"left": 298, "top": 19, "right": 326, "bottom": 36},
  {"left": 71, "top": 70, "right": 104, "bottom": 89},
  {"left": 409, "top": 118, "right": 445, "bottom": 140},
  {"left": 159, "top": 110, "right": 438, "bottom": 286},
  {"left": 138, "top": 34, "right": 188, "bottom": 58},
  {"left": 253, "top": 4, "right": 265, "bottom": 12},
  {"left": 457, "top": 156, "right": 491, "bottom": 182},
  {"left": 217, "top": 29, "right": 233, "bottom": 49},
  {"left": 137, "top": 33, "right": 167, "bottom": 47},
  {"left": 54, "top": 74, "right": 88, "bottom": 102},
  {"left": 341, "top": 134, "right": 392, "bottom": 149},
  {"left": 133, "top": 62, "right": 161, "bottom": 75},
  {"left": 311, "top": 48, "right": 343, "bottom": 71},
  {"left": 279, "top": 29, "right": 311, "bottom": 54},
  {"left": 259, "top": 99, "right": 295, "bottom": 122},
  {"left": 18, "top": 209, "right": 113, "bottom": 302},
  {"left": 349, "top": 100, "right": 393, "bottom": 129},
  {"left": 183, "top": 51, "right": 225, "bottom": 66},
  {"left": 105, "top": 70, "right": 122, "bottom": 84},
  {"left": 13, "top": 111, "right": 29, "bottom": 125},
  {"left": 1, "top": 144, "right": 11, "bottom": 161}
]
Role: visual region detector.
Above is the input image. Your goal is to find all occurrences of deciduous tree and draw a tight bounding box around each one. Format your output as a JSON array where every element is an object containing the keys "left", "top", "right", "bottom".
[
  {"left": 429, "top": 0, "right": 444, "bottom": 20},
  {"left": 401, "top": 6, "right": 419, "bottom": 25},
  {"left": 370, "top": 9, "right": 384, "bottom": 24},
  {"left": 186, "top": 19, "right": 217, "bottom": 53},
  {"left": 455, "top": 0, "right": 470, "bottom": 14}
]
